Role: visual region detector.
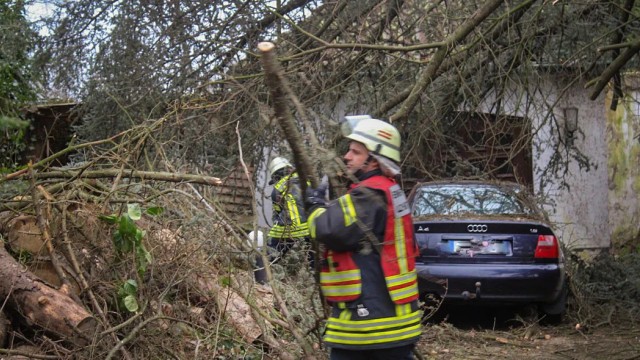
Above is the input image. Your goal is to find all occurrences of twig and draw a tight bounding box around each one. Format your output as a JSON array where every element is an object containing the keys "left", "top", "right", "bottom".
[
  {"left": 413, "top": 347, "right": 427, "bottom": 360},
  {"left": 7, "top": 168, "right": 223, "bottom": 186},
  {"left": 28, "top": 163, "right": 75, "bottom": 299},
  {"left": 389, "top": 0, "right": 506, "bottom": 122},
  {"left": 58, "top": 198, "right": 134, "bottom": 360},
  {"left": 269, "top": 10, "right": 445, "bottom": 56},
  {"left": 105, "top": 315, "right": 166, "bottom": 360},
  {"left": 235, "top": 121, "right": 256, "bottom": 207},
  {"left": 100, "top": 312, "right": 144, "bottom": 336},
  {"left": 0, "top": 349, "right": 61, "bottom": 360},
  {"left": 60, "top": 205, "right": 105, "bottom": 320}
]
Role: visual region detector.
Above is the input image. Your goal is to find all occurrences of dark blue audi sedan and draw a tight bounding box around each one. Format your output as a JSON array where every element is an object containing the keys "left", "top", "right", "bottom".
[{"left": 408, "top": 180, "right": 567, "bottom": 322}]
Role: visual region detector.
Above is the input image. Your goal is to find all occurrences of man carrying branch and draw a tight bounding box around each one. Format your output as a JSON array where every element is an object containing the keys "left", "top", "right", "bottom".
[{"left": 305, "top": 116, "right": 422, "bottom": 359}]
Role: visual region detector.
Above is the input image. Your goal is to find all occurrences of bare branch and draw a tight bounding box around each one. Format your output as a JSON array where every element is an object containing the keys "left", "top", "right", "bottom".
[
  {"left": 8, "top": 169, "right": 223, "bottom": 186},
  {"left": 390, "top": 0, "right": 507, "bottom": 122},
  {"left": 587, "top": 39, "right": 640, "bottom": 100},
  {"left": 258, "top": 41, "right": 320, "bottom": 188}
]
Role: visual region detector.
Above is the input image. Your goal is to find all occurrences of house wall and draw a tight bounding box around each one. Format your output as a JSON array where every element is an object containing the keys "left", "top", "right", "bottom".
[
  {"left": 538, "top": 82, "right": 609, "bottom": 249},
  {"left": 607, "top": 75, "right": 640, "bottom": 253},
  {"left": 477, "top": 76, "right": 610, "bottom": 249}
]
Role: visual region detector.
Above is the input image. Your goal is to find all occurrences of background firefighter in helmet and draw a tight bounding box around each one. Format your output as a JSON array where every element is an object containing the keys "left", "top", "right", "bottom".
[
  {"left": 304, "top": 116, "right": 421, "bottom": 359},
  {"left": 254, "top": 156, "right": 311, "bottom": 284}
]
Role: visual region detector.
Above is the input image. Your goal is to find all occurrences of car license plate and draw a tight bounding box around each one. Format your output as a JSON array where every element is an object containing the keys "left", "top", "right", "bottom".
[{"left": 446, "top": 238, "right": 512, "bottom": 256}]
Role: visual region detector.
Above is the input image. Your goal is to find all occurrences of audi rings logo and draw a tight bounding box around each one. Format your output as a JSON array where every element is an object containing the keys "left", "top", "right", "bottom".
[{"left": 467, "top": 224, "right": 488, "bottom": 232}]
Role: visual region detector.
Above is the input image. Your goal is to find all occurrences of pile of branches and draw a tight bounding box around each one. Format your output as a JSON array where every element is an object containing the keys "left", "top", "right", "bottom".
[
  {"left": 0, "top": 115, "right": 325, "bottom": 359},
  {"left": 566, "top": 251, "right": 640, "bottom": 328}
]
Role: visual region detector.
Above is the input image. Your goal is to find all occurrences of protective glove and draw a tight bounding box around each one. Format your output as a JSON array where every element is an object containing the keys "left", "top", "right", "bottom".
[{"left": 304, "top": 183, "right": 328, "bottom": 213}]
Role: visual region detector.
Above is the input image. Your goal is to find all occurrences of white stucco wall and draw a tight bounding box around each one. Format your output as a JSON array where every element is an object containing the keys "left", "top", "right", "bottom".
[
  {"left": 476, "top": 76, "right": 610, "bottom": 249},
  {"left": 255, "top": 149, "right": 274, "bottom": 231},
  {"left": 538, "top": 83, "right": 609, "bottom": 249}
]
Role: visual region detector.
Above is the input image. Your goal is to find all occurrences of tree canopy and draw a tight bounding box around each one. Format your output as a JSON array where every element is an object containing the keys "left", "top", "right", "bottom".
[
  {"left": 35, "top": 0, "right": 640, "bottom": 178},
  {"left": 0, "top": 2, "right": 638, "bottom": 358},
  {"left": 1, "top": 0, "right": 39, "bottom": 168}
]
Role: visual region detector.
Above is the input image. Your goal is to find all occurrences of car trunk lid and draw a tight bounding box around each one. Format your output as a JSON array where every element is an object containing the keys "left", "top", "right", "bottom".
[{"left": 414, "top": 219, "right": 558, "bottom": 263}]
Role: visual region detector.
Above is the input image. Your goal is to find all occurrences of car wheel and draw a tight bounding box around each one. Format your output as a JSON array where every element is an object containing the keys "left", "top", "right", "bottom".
[{"left": 539, "top": 283, "right": 568, "bottom": 325}]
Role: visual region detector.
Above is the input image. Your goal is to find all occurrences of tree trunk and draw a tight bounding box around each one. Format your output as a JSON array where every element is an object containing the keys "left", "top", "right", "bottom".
[{"left": 0, "top": 245, "right": 96, "bottom": 345}]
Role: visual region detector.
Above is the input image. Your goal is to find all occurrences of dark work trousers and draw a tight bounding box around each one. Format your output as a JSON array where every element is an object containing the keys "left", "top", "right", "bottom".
[
  {"left": 329, "top": 344, "right": 415, "bottom": 360},
  {"left": 254, "top": 237, "right": 313, "bottom": 284}
]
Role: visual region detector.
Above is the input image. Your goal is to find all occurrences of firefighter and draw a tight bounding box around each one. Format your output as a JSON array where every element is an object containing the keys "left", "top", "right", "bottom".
[
  {"left": 304, "top": 116, "right": 421, "bottom": 359},
  {"left": 254, "top": 156, "right": 310, "bottom": 284}
]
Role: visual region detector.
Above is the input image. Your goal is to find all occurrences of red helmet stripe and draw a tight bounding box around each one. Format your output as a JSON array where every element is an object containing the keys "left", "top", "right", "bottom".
[{"left": 378, "top": 130, "right": 393, "bottom": 139}]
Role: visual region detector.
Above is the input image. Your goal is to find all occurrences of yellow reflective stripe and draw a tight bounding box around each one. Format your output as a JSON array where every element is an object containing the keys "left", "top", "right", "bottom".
[
  {"left": 324, "top": 311, "right": 422, "bottom": 345},
  {"left": 274, "top": 175, "right": 290, "bottom": 191},
  {"left": 389, "top": 282, "right": 419, "bottom": 302},
  {"left": 320, "top": 270, "right": 360, "bottom": 283},
  {"left": 395, "top": 303, "right": 411, "bottom": 317},
  {"left": 307, "top": 207, "right": 327, "bottom": 238},
  {"left": 324, "top": 324, "right": 422, "bottom": 345},
  {"left": 268, "top": 225, "right": 286, "bottom": 237},
  {"left": 320, "top": 260, "right": 362, "bottom": 299},
  {"left": 322, "top": 285, "right": 361, "bottom": 298},
  {"left": 386, "top": 270, "right": 418, "bottom": 302},
  {"left": 320, "top": 259, "right": 360, "bottom": 295},
  {"left": 339, "top": 308, "right": 351, "bottom": 320},
  {"left": 385, "top": 271, "right": 417, "bottom": 286},
  {"left": 394, "top": 217, "right": 409, "bottom": 274},
  {"left": 268, "top": 224, "right": 309, "bottom": 238},
  {"left": 285, "top": 195, "right": 300, "bottom": 224},
  {"left": 327, "top": 310, "right": 421, "bottom": 328},
  {"left": 338, "top": 194, "right": 357, "bottom": 227}
]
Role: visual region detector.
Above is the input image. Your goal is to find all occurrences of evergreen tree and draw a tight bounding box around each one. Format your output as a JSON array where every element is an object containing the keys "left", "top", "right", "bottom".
[{"left": 0, "top": 0, "right": 38, "bottom": 168}]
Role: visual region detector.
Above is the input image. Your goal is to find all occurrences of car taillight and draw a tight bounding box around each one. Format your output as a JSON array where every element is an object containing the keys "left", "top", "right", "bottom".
[{"left": 535, "top": 235, "right": 559, "bottom": 258}]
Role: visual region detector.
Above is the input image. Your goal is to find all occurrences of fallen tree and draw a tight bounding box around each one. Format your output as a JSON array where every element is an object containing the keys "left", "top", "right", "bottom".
[
  {"left": 0, "top": 243, "right": 96, "bottom": 345},
  {"left": 0, "top": 115, "right": 325, "bottom": 359}
]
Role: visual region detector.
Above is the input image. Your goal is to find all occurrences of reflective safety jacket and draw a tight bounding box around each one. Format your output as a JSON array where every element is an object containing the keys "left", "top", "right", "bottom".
[
  {"left": 268, "top": 172, "right": 309, "bottom": 239},
  {"left": 308, "top": 171, "right": 421, "bottom": 350}
]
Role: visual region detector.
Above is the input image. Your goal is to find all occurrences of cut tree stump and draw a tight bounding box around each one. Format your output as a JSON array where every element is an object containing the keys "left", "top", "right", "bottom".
[
  {"left": 0, "top": 245, "right": 97, "bottom": 345},
  {"left": 2, "top": 214, "right": 81, "bottom": 296},
  {"left": 4, "top": 215, "right": 46, "bottom": 255}
]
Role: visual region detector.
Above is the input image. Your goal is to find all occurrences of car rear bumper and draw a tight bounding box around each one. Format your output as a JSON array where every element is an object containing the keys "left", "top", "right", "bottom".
[{"left": 416, "top": 262, "right": 565, "bottom": 304}]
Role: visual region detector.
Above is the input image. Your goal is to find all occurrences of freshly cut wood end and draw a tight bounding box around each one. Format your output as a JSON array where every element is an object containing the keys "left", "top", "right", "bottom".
[{"left": 258, "top": 42, "right": 275, "bottom": 52}]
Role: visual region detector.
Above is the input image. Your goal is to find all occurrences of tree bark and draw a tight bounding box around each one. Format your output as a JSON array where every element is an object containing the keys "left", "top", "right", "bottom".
[
  {"left": 0, "top": 245, "right": 97, "bottom": 345},
  {"left": 258, "top": 41, "right": 320, "bottom": 189}
]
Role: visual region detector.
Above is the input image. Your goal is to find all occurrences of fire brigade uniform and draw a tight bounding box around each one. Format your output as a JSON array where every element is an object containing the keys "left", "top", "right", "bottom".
[
  {"left": 268, "top": 171, "right": 309, "bottom": 240},
  {"left": 255, "top": 164, "right": 310, "bottom": 284},
  {"left": 307, "top": 169, "right": 421, "bottom": 352}
]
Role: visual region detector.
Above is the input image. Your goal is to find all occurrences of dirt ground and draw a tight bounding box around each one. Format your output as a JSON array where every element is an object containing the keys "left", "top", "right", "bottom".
[{"left": 414, "top": 306, "right": 640, "bottom": 360}]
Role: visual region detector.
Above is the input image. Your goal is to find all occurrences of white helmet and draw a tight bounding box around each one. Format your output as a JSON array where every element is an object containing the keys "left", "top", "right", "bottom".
[
  {"left": 267, "top": 156, "right": 292, "bottom": 178},
  {"left": 342, "top": 115, "right": 401, "bottom": 162},
  {"left": 247, "top": 230, "right": 264, "bottom": 248}
]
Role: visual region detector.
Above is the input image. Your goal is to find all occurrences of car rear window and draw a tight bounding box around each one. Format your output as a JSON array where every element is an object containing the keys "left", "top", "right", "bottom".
[{"left": 411, "top": 184, "right": 535, "bottom": 217}]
